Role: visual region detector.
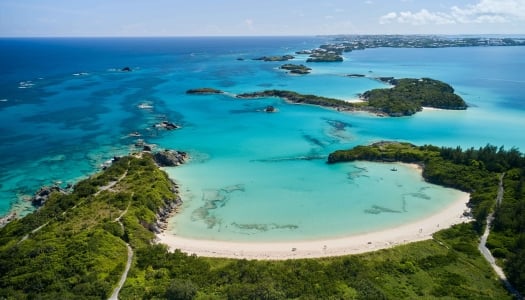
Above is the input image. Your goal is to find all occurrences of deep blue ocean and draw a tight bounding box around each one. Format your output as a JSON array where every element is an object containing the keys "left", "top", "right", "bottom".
[{"left": 1, "top": 37, "right": 524, "bottom": 241}]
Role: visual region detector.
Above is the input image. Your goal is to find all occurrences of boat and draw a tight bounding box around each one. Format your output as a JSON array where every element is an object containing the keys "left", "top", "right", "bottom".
[{"left": 390, "top": 167, "right": 398, "bottom": 171}]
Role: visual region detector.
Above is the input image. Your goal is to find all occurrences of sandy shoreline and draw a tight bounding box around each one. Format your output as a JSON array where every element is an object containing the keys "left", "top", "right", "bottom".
[{"left": 156, "top": 167, "right": 472, "bottom": 260}]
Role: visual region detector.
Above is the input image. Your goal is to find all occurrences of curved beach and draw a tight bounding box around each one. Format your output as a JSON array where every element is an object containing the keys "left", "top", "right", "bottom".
[{"left": 156, "top": 191, "right": 471, "bottom": 260}]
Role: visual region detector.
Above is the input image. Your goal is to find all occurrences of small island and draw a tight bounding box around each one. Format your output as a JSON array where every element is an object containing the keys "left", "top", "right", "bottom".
[
  {"left": 253, "top": 55, "right": 295, "bottom": 62},
  {"left": 186, "top": 88, "right": 224, "bottom": 95},
  {"left": 347, "top": 74, "right": 366, "bottom": 78},
  {"left": 296, "top": 45, "right": 345, "bottom": 62},
  {"left": 279, "top": 64, "right": 312, "bottom": 74},
  {"left": 235, "top": 78, "right": 467, "bottom": 117},
  {"left": 361, "top": 78, "right": 468, "bottom": 116},
  {"left": 306, "top": 52, "right": 343, "bottom": 62},
  {"left": 1, "top": 143, "right": 522, "bottom": 299},
  {"left": 236, "top": 90, "right": 355, "bottom": 109}
]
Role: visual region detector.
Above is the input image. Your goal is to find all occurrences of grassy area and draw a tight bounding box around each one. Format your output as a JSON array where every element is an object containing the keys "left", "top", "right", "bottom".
[{"left": 1, "top": 148, "right": 521, "bottom": 299}]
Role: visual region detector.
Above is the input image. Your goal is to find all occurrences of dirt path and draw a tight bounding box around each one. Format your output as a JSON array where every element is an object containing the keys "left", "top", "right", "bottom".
[
  {"left": 108, "top": 243, "right": 133, "bottom": 300},
  {"left": 478, "top": 174, "right": 522, "bottom": 299}
]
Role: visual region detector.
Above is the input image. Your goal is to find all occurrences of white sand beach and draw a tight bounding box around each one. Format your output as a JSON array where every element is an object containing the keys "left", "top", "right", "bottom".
[
  {"left": 156, "top": 163, "right": 472, "bottom": 260},
  {"left": 343, "top": 98, "right": 365, "bottom": 103}
]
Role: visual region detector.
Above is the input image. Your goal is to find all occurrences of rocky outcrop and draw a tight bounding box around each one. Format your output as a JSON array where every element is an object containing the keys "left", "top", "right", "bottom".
[
  {"left": 186, "top": 88, "right": 224, "bottom": 94},
  {"left": 375, "top": 77, "right": 397, "bottom": 85},
  {"left": 31, "top": 186, "right": 65, "bottom": 207},
  {"left": 154, "top": 121, "right": 179, "bottom": 130},
  {"left": 150, "top": 192, "right": 183, "bottom": 234},
  {"left": 253, "top": 55, "right": 294, "bottom": 62},
  {"left": 0, "top": 212, "right": 17, "bottom": 227},
  {"left": 101, "top": 156, "right": 121, "bottom": 170},
  {"left": 121, "top": 67, "right": 132, "bottom": 72},
  {"left": 264, "top": 105, "right": 276, "bottom": 113},
  {"left": 153, "top": 150, "right": 188, "bottom": 167}
]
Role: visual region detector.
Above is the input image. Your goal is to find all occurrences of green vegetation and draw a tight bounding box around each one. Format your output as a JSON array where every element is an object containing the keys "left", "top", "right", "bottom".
[
  {"left": 120, "top": 224, "right": 509, "bottom": 299},
  {"left": 489, "top": 167, "right": 525, "bottom": 291},
  {"left": 329, "top": 141, "right": 525, "bottom": 294},
  {"left": 1, "top": 144, "right": 523, "bottom": 298},
  {"left": 361, "top": 78, "right": 468, "bottom": 116},
  {"left": 253, "top": 55, "right": 295, "bottom": 62},
  {"left": 306, "top": 52, "right": 344, "bottom": 62},
  {"left": 234, "top": 78, "right": 466, "bottom": 117},
  {"left": 0, "top": 154, "right": 180, "bottom": 299},
  {"left": 236, "top": 90, "right": 358, "bottom": 109},
  {"left": 279, "top": 64, "right": 312, "bottom": 74},
  {"left": 186, "top": 88, "right": 224, "bottom": 94}
]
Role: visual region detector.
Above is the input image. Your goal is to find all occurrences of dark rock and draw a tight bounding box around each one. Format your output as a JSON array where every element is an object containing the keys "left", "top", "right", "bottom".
[
  {"left": 151, "top": 195, "right": 183, "bottom": 234},
  {"left": 101, "top": 156, "right": 120, "bottom": 170},
  {"left": 121, "top": 66, "right": 132, "bottom": 72},
  {"left": 31, "top": 185, "right": 64, "bottom": 207},
  {"left": 143, "top": 145, "right": 152, "bottom": 152},
  {"left": 153, "top": 150, "right": 188, "bottom": 167},
  {"left": 0, "top": 211, "right": 17, "bottom": 227},
  {"left": 154, "top": 121, "right": 180, "bottom": 130},
  {"left": 186, "top": 88, "right": 224, "bottom": 94},
  {"left": 376, "top": 77, "right": 397, "bottom": 84},
  {"left": 264, "top": 105, "right": 276, "bottom": 113}
]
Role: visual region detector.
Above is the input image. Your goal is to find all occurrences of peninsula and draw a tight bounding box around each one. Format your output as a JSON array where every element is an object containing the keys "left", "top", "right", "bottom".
[
  {"left": 295, "top": 35, "right": 525, "bottom": 55},
  {"left": 1, "top": 143, "right": 522, "bottom": 298},
  {"left": 235, "top": 77, "right": 467, "bottom": 116}
]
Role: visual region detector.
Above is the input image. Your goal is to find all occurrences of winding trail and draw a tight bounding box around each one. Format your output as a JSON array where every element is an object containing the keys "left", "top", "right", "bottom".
[
  {"left": 478, "top": 173, "right": 522, "bottom": 299},
  {"left": 108, "top": 244, "right": 133, "bottom": 300},
  {"left": 108, "top": 163, "right": 134, "bottom": 300},
  {"left": 108, "top": 203, "right": 133, "bottom": 300},
  {"left": 18, "top": 168, "right": 130, "bottom": 245}
]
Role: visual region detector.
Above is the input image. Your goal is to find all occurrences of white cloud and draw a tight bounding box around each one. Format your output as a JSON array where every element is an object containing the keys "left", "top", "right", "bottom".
[
  {"left": 380, "top": 9, "right": 455, "bottom": 25},
  {"left": 244, "top": 18, "right": 254, "bottom": 30},
  {"left": 380, "top": 0, "right": 525, "bottom": 25}
]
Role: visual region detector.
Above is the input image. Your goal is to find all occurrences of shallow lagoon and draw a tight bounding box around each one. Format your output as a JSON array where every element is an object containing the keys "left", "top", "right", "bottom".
[{"left": 0, "top": 37, "right": 524, "bottom": 242}]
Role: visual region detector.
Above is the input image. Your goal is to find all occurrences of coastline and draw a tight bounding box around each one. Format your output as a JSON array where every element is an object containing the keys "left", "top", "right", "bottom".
[{"left": 156, "top": 163, "right": 471, "bottom": 260}]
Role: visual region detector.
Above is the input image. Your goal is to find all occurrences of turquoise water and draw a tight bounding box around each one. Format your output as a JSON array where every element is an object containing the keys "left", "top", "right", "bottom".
[{"left": 1, "top": 37, "right": 524, "bottom": 242}]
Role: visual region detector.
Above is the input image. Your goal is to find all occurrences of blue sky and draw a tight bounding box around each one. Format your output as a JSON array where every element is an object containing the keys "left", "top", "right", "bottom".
[{"left": 1, "top": 0, "right": 524, "bottom": 37}]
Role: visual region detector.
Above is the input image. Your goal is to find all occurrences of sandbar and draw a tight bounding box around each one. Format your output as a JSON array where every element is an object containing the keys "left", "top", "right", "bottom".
[{"left": 156, "top": 163, "right": 471, "bottom": 260}]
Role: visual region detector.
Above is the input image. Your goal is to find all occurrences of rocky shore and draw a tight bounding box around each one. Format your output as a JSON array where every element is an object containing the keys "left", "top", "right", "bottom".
[
  {"left": 149, "top": 149, "right": 189, "bottom": 233},
  {"left": 150, "top": 183, "right": 183, "bottom": 234},
  {"left": 0, "top": 211, "right": 17, "bottom": 227},
  {"left": 153, "top": 150, "right": 188, "bottom": 167},
  {"left": 31, "top": 185, "right": 68, "bottom": 207}
]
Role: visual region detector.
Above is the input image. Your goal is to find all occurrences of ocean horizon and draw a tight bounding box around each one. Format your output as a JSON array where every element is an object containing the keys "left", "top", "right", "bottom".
[{"left": 1, "top": 36, "right": 524, "bottom": 241}]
